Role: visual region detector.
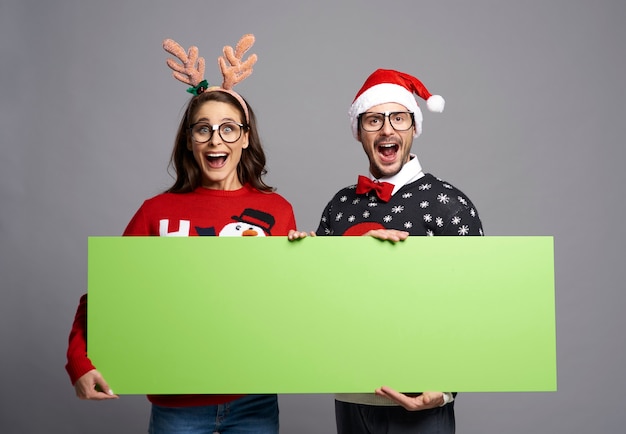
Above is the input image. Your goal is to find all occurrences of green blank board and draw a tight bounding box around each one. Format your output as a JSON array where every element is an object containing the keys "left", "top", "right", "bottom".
[{"left": 87, "top": 236, "right": 556, "bottom": 394}]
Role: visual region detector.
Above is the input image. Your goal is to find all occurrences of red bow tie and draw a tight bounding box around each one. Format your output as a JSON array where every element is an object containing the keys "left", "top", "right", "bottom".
[{"left": 356, "top": 175, "right": 394, "bottom": 202}]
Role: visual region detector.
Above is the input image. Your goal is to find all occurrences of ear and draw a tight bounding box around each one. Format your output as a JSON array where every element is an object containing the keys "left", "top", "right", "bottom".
[{"left": 242, "top": 130, "right": 249, "bottom": 149}]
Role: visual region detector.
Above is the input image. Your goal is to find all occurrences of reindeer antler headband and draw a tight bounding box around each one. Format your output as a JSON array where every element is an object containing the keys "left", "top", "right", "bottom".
[{"left": 162, "top": 34, "right": 257, "bottom": 122}]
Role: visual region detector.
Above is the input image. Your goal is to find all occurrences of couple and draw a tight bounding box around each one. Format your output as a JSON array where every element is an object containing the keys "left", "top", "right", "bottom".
[{"left": 65, "top": 34, "right": 483, "bottom": 434}]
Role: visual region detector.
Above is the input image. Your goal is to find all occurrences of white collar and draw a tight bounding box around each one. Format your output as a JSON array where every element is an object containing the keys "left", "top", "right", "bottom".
[{"left": 370, "top": 154, "right": 425, "bottom": 195}]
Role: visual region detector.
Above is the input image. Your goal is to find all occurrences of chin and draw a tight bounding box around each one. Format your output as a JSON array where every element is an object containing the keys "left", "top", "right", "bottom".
[{"left": 376, "top": 165, "right": 402, "bottom": 178}]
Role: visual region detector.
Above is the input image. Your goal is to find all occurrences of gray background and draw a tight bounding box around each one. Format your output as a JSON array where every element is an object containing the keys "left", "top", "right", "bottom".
[{"left": 1, "top": 0, "right": 624, "bottom": 432}]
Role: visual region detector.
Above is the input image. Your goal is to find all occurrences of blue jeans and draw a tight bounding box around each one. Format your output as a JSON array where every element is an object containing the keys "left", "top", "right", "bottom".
[{"left": 148, "top": 395, "right": 279, "bottom": 434}]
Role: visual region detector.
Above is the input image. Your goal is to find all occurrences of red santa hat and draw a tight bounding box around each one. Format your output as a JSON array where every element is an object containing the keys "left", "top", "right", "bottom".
[{"left": 348, "top": 68, "right": 445, "bottom": 140}]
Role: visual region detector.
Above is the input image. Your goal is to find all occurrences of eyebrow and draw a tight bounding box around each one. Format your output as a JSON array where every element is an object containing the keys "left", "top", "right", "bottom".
[{"left": 193, "top": 117, "right": 241, "bottom": 124}]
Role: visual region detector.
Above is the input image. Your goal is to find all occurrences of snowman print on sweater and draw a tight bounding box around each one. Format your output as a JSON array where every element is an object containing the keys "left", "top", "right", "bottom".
[
  {"left": 192, "top": 208, "right": 275, "bottom": 237},
  {"left": 218, "top": 208, "right": 274, "bottom": 237}
]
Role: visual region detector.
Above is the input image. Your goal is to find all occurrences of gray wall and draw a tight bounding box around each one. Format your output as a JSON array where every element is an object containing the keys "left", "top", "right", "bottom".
[{"left": 1, "top": 0, "right": 625, "bottom": 432}]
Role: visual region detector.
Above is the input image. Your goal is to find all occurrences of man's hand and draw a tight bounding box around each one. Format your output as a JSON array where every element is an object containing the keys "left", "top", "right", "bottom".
[
  {"left": 363, "top": 229, "right": 409, "bottom": 243},
  {"left": 74, "top": 369, "right": 119, "bottom": 400},
  {"left": 375, "top": 386, "right": 445, "bottom": 411}
]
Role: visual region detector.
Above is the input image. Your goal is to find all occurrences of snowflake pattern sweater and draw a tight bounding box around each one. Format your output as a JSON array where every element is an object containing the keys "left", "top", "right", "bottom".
[
  {"left": 317, "top": 170, "right": 483, "bottom": 406},
  {"left": 316, "top": 173, "right": 483, "bottom": 237},
  {"left": 65, "top": 184, "right": 296, "bottom": 407}
]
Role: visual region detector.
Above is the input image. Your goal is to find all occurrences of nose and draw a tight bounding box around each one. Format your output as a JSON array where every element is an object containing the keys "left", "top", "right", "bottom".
[
  {"left": 208, "top": 127, "right": 221, "bottom": 145},
  {"left": 381, "top": 116, "right": 395, "bottom": 135}
]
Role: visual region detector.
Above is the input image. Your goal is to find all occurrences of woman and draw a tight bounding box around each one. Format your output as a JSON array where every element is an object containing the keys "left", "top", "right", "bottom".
[{"left": 65, "top": 35, "right": 295, "bottom": 433}]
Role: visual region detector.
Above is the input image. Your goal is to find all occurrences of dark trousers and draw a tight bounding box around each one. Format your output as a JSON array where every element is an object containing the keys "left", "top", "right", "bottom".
[{"left": 335, "top": 400, "right": 455, "bottom": 434}]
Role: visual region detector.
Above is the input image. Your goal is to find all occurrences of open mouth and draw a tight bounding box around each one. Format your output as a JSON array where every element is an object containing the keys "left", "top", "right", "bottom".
[
  {"left": 205, "top": 153, "right": 228, "bottom": 169},
  {"left": 377, "top": 143, "right": 399, "bottom": 162}
]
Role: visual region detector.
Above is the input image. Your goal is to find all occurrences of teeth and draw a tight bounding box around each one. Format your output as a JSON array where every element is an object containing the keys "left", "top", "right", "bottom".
[{"left": 207, "top": 153, "right": 227, "bottom": 158}]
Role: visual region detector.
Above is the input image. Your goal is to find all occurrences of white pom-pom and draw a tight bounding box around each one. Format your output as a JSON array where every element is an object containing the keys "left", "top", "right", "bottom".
[{"left": 426, "top": 95, "right": 445, "bottom": 113}]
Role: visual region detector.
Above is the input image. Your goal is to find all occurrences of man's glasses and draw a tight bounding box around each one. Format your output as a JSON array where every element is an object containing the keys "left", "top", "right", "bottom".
[
  {"left": 359, "top": 111, "right": 415, "bottom": 132},
  {"left": 189, "top": 121, "right": 247, "bottom": 144}
]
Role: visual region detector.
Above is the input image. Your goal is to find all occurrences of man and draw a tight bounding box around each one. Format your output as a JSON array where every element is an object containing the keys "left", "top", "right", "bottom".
[{"left": 291, "top": 69, "right": 483, "bottom": 433}]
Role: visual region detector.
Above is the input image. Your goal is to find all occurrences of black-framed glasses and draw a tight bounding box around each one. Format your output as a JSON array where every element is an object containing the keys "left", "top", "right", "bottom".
[
  {"left": 189, "top": 121, "right": 247, "bottom": 144},
  {"left": 359, "top": 111, "right": 415, "bottom": 132}
]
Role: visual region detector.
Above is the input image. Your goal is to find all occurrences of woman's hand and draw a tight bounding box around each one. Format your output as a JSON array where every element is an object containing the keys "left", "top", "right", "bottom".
[
  {"left": 74, "top": 369, "right": 119, "bottom": 400},
  {"left": 288, "top": 230, "right": 316, "bottom": 240}
]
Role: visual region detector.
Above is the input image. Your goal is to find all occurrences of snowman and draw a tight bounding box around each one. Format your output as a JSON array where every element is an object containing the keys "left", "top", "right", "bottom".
[{"left": 218, "top": 208, "right": 275, "bottom": 237}]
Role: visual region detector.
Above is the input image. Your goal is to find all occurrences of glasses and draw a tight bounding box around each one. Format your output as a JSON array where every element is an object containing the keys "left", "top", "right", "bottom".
[
  {"left": 189, "top": 121, "right": 247, "bottom": 144},
  {"left": 359, "top": 111, "right": 415, "bottom": 132}
]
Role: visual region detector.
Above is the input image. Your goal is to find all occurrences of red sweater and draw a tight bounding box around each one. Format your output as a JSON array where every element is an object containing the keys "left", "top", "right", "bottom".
[{"left": 66, "top": 184, "right": 296, "bottom": 407}]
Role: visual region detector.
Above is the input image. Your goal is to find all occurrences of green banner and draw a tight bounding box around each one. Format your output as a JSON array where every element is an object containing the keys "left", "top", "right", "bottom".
[{"left": 87, "top": 236, "right": 556, "bottom": 394}]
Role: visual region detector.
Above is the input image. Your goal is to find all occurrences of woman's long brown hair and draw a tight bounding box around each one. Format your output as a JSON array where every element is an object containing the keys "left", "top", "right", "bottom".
[{"left": 166, "top": 91, "right": 273, "bottom": 193}]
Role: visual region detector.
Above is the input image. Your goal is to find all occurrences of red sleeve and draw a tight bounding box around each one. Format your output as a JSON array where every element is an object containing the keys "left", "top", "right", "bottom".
[
  {"left": 66, "top": 203, "right": 148, "bottom": 385},
  {"left": 271, "top": 199, "right": 297, "bottom": 236},
  {"left": 123, "top": 202, "right": 151, "bottom": 236},
  {"left": 65, "top": 294, "right": 96, "bottom": 385},
  {"left": 276, "top": 210, "right": 297, "bottom": 235},
  {"left": 287, "top": 208, "right": 296, "bottom": 233}
]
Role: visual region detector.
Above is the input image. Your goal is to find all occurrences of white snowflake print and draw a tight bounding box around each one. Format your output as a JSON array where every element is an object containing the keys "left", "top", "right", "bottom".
[
  {"left": 323, "top": 228, "right": 331, "bottom": 235},
  {"left": 340, "top": 195, "right": 348, "bottom": 202},
  {"left": 404, "top": 221, "right": 413, "bottom": 229},
  {"left": 383, "top": 215, "right": 393, "bottom": 223},
  {"left": 419, "top": 183, "right": 432, "bottom": 191},
  {"left": 436, "top": 217, "right": 444, "bottom": 227},
  {"left": 402, "top": 192, "right": 413, "bottom": 198},
  {"left": 458, "top": 225, "right": 470, "bottom": 235},
  {"left": 352, "top": 198, "right": 361, "bottom": 205},
  {"left": 426, "top": 229, "right": 434, "bottom": 236},
  {"left": 363, "top": 210, "right": 370, "bottom": 218},
  {"left": 392, "top": 205, "right": 404, "bottom": 213},
  {"left": 458, "top": 196, "right": 467, "bottom": 205},
  {"left": 368, "top": 202, "right": 378, "bottom": 207},
  {"left": 423, "top": 214, "right": 433, "bottom": 222},
  {"left": 369, "top": 195, "right": 377, "bottom": 202},
  {"left": 470, "top": 208, "right": 476, "bottom": 217},
  {"left": 479, "top": 228, "right": 484, "bottom": 235},
  {"left": 443, "top": 183, "right": 453, "bottom": 189},
  {"left": 420, "top": 201, "right": 429, "bottom": 208},
  {"left": 335, "top": 212, "right": 343, "bottom": 221},
  {"left": 451, "top": 216, "right": 461, "bottom": 225},
  {"left": 321, "top": 215, "right": 327, "bottom": 223},
  {"left": 437, "top": 193, "right": 450, "bottom": 204},
  {"left": 348, "top": 215, "right": 356, "bottom": 222}
]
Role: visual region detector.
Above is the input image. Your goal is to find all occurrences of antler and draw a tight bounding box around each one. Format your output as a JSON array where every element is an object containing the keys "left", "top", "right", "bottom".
[
  {"left": 218, "top": 34, "right": 258, "bottom": 90},
  {"left": 163, "top": 39, "right": 206, "bottom": 87}
]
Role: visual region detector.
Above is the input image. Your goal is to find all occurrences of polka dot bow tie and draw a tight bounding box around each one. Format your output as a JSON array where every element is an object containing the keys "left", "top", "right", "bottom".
[{"left": 355, "top": 175, "right": 394, "bottom": 202}]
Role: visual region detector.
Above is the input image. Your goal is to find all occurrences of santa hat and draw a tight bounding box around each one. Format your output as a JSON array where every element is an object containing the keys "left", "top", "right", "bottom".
[{"left": 348, "top": 69, "right": 445, "bottom": 140}]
